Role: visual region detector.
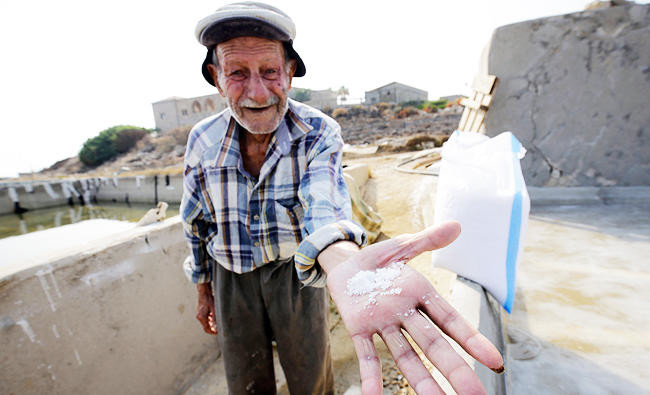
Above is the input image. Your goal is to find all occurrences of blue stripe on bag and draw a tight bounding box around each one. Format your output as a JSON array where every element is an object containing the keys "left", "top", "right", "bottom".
[{"left": 504, "top": 133, "right": 523, "bottom": 313}]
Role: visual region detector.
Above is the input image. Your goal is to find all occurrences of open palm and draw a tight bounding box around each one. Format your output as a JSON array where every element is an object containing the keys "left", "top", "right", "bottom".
[{"left": 326, "top": 222, "right": 503, "bottom": 395}]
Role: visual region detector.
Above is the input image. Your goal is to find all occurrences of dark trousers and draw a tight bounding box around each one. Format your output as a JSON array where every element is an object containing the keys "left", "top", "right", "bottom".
[{"left": 214, "top": 259, "right": 334, "bottom": 394}]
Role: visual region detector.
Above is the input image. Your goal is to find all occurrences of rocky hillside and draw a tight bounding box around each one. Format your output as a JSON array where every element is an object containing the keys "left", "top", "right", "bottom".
[{"left": 37, "top": 104, "right": 462, "bottom": 179}]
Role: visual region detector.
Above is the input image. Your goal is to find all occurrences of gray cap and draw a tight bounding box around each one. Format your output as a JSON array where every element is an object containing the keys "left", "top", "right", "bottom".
[{"left": 195, "top": 2, "right": 306, "bottom": 86}]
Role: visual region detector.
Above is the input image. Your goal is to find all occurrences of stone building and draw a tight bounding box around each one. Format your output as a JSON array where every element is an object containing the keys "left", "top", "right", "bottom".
[
  {"left": 152, "top": 94, "right": 226, "bottom": 132},
  {"left": 289, "top": 87, "right": 338, "bottom": 109},
  {"left": 364, "top": 82, "right": 428, "bottom": 104}
]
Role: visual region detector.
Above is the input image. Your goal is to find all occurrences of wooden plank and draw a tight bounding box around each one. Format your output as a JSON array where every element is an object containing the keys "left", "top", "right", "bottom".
[
  {"left": 472, "top": 74, "right": 497, "bottom": 95},
  {"left": 480, "top": 94, "right": 493, "bottom": 107},
  {"left": 458, "top": 100, "right": 471, "bottom": 130},
  {"left": 461, "top": 94, "right": 493, "bottom": 111},
  {"left": 460, "top": 97, "right": 481, "bottom": 110},
  {"left": 472, "top": 109, "right": 487, "bottom": 132},
  {"left": 465, "top": 108, "right": 478, "bottom": 132}
]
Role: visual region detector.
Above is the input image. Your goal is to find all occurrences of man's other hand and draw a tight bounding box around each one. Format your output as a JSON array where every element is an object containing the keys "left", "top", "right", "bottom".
[
  {"left": 196, "top": 282, "right": 217, "bottom": 335},
  {"left": 321, "top": 222, "right": 504, "bottom": 395}
]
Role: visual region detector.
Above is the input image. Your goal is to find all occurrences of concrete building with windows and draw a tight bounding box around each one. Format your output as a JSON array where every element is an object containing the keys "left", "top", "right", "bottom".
[
  {"left": 152, "top": 94, "right": 226, "bottom": 132},
  {"left": 364, "top": 82, "right": 428, "bottom": 104}
]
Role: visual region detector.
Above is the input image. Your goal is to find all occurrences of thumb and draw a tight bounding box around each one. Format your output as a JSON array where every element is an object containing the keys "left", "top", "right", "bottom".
[
  {"left": 358, "top": 221, "right": 461, "bottom": 267},
  {"left": 406, "top": 221, "right": 461, "bottom": 257}
]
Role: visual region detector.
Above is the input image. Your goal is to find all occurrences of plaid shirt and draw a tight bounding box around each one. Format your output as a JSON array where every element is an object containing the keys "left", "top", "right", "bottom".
[{"left": 181, "top": 99, "right": 366, "bottom": 287}]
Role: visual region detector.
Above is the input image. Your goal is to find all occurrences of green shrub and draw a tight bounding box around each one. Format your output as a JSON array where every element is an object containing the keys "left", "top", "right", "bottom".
[
  {"left": 429, "top": 99, "right": 448, "bottom": 109},
  {"left": 79, "top": 125, "right": 150, "bottom": 166},
  {"left": 400, "top": 100, "right": 425, "bottom": 109}
]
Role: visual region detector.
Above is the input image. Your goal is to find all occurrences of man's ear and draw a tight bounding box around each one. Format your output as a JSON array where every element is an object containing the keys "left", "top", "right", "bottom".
[{"left": 207, "top": 63, "right": 225, "bottom": 97}]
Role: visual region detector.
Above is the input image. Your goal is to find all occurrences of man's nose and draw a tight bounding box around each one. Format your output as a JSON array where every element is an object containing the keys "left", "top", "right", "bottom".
[{"left": 245, "top": 73, "right": 271, "bottom": 104}]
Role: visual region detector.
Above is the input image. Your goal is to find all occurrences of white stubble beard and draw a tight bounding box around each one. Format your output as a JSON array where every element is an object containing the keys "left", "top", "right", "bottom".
[{"left": 227, "top": 94, "right": 289, "bottom": 135}]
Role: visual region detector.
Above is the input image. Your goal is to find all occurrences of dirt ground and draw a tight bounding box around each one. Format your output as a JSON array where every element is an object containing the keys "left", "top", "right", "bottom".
[{"left": 184, "top": 152, "right": 456, "bottom": 395}]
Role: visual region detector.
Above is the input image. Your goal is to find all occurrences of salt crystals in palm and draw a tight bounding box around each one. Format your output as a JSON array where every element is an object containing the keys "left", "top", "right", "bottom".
[{"left": 345, "top": 262, "right": 405, "bottom": 306}]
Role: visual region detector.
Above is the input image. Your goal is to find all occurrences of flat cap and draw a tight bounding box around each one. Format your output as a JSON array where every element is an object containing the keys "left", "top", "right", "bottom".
[{"left": 195, "top": 2, "right": 306, "bottom": 86}]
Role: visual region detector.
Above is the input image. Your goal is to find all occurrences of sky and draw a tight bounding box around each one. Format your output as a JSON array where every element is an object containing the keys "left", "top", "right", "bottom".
[{"left": 0, "top": 0, "right": 616, "bottom": 178}]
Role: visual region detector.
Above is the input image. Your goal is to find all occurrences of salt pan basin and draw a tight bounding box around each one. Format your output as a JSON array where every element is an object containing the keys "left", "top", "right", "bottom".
[{"left": 0, "top": 219, "right": 136, "bottom": 278}]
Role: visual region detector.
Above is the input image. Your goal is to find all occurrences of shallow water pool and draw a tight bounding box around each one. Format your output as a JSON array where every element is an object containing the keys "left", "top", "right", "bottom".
[{"left": 0, "top": 203, "right": 180, "bottom": 240}]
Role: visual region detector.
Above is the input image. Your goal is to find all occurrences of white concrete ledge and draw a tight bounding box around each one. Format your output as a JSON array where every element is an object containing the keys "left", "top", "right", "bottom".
[
  {"left": 0, "top": 217, "right": 217, "bottom": 394},
  {"left": 528, "top": 186, "right": 650, "bottom": 206}
]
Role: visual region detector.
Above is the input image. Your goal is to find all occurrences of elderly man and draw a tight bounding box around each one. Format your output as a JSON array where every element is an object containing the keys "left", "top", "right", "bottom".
[{"left": 181, "top": 2, "right": 503, "bottom": 394}]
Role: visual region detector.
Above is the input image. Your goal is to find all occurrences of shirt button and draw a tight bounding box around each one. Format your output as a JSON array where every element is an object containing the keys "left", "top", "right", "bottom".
[
  {"left": 254, "top": 241, "right": 260, "bottom": 247},
  {"left": 253, "top": 215, "right": 260, "bottom": 221}
]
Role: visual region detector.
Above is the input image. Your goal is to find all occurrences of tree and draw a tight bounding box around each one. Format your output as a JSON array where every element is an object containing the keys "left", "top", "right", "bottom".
[
  {"left": 337, "top": 86, "right": 349, "bottom": 104},
  {"left": 290, "top": 88, "right": 312, "bottom": 103},
  {"left": 79, "top": 125, "right": 150, "bottom": 167}
]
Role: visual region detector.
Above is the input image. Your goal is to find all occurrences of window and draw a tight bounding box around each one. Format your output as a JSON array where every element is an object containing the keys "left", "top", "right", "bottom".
[
  {"left": 205, "top": 98, "right": 215, "bottom": 112},
  {"left": 181, "top": 109, "right": 188, "bottom": 116},
  {"left": 160, "top": 112, "right": 166, "bottom": 120},
  {"left": 192, "top": 101, "right": 201, "bottom": 113}
]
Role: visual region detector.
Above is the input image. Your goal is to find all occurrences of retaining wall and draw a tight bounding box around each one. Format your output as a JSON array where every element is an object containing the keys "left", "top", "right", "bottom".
[
  {"left": 483, "top": 4, "right": 650, "bottom": 187},
  {"left": 0, "top": 218, "right": 218, "bottom": 394},
  {"left": 0, "top": 174, "right": 184, "bottom": 216}
]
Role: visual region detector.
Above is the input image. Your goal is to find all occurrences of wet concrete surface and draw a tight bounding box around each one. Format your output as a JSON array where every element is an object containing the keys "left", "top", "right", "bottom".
[{"left": 506, "top": 203, "right": 650, "bottom": 394}]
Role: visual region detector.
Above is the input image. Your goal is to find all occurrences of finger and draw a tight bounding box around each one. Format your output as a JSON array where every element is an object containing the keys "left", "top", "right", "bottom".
[
  {"left": 380, "top": 325, "right": 444, "bottom": 395},
  {"left": 420, "top": 292, "right": 503, "bottom": 371},
  {"left": 351, "top": 334, "right": 383, "bottom": 395},
  {"left": 197, "top": 307, "right": 217, "bottom": 335},
  {"left": 208, "top": 312, "right": 218, "bottom": 333},
  {"left": 403, "top": 311, "right": 486, "bottom": 395}
]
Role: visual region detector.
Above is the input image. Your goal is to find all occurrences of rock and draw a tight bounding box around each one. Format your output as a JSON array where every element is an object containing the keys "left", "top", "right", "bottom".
[{"left": 174, "top": 145, "right": 186, "bottom": 157}]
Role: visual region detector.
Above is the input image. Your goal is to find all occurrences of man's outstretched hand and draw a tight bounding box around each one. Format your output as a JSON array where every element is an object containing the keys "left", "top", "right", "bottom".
[{"left": 320, "top": 222, "right": 504, "bottom": 395}]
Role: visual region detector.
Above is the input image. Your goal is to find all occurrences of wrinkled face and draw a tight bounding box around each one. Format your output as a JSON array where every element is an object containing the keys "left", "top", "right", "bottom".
[{"left": 208, "top": 36, "right": 296, "bottom": 134}]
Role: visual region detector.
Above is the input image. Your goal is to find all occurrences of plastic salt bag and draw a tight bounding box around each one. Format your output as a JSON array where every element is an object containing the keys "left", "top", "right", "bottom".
[{"left": 432, "top": 130, "right": 530, "bottom": 313}]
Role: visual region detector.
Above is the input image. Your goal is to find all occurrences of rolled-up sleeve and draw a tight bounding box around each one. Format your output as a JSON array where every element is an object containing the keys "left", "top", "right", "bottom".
[
  {"left": 294, "top": 126, "right": 367, "bottom": 287},
  {"left": 180, "top": 163, "right": 217, "bottom": 284}
]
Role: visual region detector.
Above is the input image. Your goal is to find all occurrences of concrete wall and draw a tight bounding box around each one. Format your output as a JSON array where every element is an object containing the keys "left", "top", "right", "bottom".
[
  {"left": 483, "top": 4, "right": 650, "bottom": 186},
  {"left": 0, "top": 217, "right": 218, "bottom": 394},
  {"left": 152, "top": 94, "right": 226, "bottom": 133},
  {"left": 1, "top": 165, "right": 370, "bottom": 215},
  {"left": 0, "top": 182, "right": 72, "bottom": 214},
  {"left": 92, "top": 175, "right": 184, "bottom": 205},
  {"left": 0, "top": 175, "right": 184, "bottom": 215}
]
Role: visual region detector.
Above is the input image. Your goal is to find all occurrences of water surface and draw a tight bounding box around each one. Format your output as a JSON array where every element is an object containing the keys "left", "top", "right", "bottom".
[{"left": 0, "top": 203, "right": 180, "bottom": 240}]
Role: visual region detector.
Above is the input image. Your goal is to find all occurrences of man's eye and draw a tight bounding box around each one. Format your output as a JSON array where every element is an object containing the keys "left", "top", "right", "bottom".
[
  {"left": 229, "top": 70, "right": 245, "bottom": 78},
  {"left": 264, "top": 69, "right": 278, "bottom": 78}
]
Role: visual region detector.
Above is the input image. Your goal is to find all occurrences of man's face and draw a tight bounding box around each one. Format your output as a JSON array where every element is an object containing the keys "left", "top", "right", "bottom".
[{"left": 208, "top": 36, "right": 296, "bottom": 134}]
